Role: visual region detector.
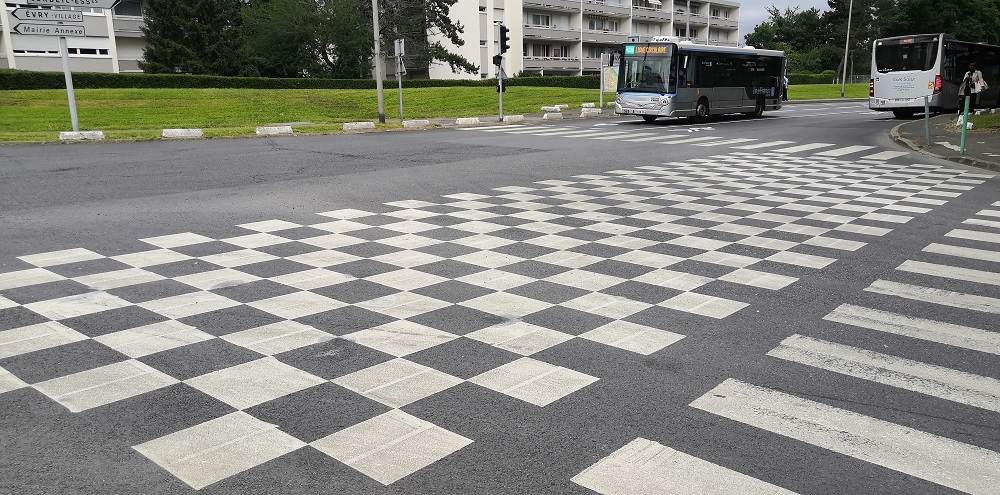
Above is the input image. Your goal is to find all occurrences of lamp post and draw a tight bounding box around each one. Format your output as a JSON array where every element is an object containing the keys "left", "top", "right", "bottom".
[
  {"left": 372, "top": 0, "right": 386, "bottom": 123},
  {"left": 839, "top": 0, "right": 853, "bottom": 98}
]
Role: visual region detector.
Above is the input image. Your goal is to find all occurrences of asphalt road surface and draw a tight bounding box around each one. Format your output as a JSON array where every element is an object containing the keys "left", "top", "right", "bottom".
[{"left": 1, "top": 102, "right": 998, "bottom": 494}]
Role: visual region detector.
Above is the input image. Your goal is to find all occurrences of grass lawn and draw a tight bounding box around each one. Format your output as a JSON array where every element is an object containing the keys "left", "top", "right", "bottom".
[{"left": 0, "top": 83, "right": 870, "bottom": 142}]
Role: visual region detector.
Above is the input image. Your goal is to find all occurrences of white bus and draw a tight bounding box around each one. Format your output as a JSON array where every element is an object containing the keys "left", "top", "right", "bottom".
[
  {"left": 870, "top": 33, "right": 1000, "bottom": 118},
  {"left": 615, "top": 37, "right": 786, "bottom": 123}
]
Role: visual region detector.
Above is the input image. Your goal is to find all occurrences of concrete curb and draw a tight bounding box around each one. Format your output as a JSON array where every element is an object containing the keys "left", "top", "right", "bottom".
[
  {"left": 503, "top": 115, "right": 525, "bottom": 123},
  {"left": 343, "top": 122, "right": 376, "bottom": 131},
  {"left": 580, "top": 108, "right": 602, "bottom": 118},
  {"left": 59, "top": 131, "right": 105, "bottom": 141},
  {"left": 256, "top": 125, "right": 293, "bottom": 136},
  {"left": 890, "top": 121, "right": 1000, "bottom": 172},
  {"left": 162, "top": 128, "right": 203, "bottom": 139},
  {"left": 455, "top": 117, "right": 480, "bottom": 125},
  {"left": 542, "top": 113, "right": 564, "bottom": 120},
  {"left": 402, "top": 120, "right": 431, "bottom": 128}
]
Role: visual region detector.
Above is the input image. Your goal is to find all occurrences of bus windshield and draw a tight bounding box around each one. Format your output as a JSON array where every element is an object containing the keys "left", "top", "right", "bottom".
[
  {"left": 874, "top": 38, "right": 939, "bottom": 73},
  {"left": 618, "top": 44, "right": 676, "bottom": 94}
]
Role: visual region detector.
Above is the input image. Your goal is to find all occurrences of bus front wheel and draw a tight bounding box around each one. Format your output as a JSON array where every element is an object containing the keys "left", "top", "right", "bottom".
[
  {"left": 744, "top": 97, "right": 765, "bottom": 118},
  {"left": 693, "top": 98, "right": 710, "bottom": 123},
  {"left": 642, "top": 115, "right": 658, "bottom": 123},
  {"left": 892, "top": 109, "right": 916, "bottom": 119}
]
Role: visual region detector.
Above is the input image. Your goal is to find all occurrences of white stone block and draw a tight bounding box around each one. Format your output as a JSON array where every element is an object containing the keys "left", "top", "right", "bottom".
[
  {"left": 455, "top": 117, "right": 481, "bottom": 125},
  {"left": 503, "top": 115, "right": 525, "bottom": 123},
  {"left": 541, "top": 106, "right": 560, "bottom": 112},
  {"left": 402, "top": 120, "right": 431, "bottom": 128},
  {"left": 581, "top": 102, "right": 595, "bottom": 108},
  {"left": 542, "top": 113, "right": 564, "bottom": 120},
  {"left": 580, "top": 108, "right": 602, "bottom": 118},
  {"left": 256, "top": 125, "right": 293, "bottom": 136},
  {"left": 342, "top": 122, "right": 376, "bottom": 131},
  {"left": 161, "top": 128, "right": 203, "bottom": 139},
  {"left": 59, "top": 131, "right": 104, "bottom": 141},
  {"left": 555, "top": 104, "right": 569, "bottom": 110}
]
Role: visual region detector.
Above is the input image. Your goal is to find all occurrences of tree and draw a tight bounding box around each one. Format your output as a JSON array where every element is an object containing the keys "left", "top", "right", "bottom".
[
  {"left": 877, "top": 0, "right": 1000, "bottom": 45},
  {"left": 140, "top": 0, "right": 244, "bottom": 75},
  {"left": 360, "top": 0, "right": 478, "bottom": 77}
]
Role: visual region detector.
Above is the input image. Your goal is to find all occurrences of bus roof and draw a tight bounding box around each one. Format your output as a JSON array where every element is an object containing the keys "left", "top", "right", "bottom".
[{"left": 627, "top": 41, "right": 784, "bottom": 59}]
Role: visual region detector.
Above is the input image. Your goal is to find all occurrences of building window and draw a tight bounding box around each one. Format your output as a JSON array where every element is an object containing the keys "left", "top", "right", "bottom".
[
  {"left": 587, "top": 18, "right": 619, "bottom": 31},
  {"left": 530, "top": 14, "right": 550, "bottom": 26},
  {"left": 675, "top": 27, "right": 686, "bottom": 37},
  {"left": 531, "top": 45, "right": 551, "bottom": 57},
  {"left": 114, "top": 0, "right": 143, "bottom": 17}
]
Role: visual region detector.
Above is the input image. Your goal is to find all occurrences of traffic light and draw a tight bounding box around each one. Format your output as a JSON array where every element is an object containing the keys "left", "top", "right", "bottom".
[
  {"left": 493, "top": 54, "right": 502, "bottom": 67},
  {"left": 499, "top": 24, "right": 511, "bottom": 54}
]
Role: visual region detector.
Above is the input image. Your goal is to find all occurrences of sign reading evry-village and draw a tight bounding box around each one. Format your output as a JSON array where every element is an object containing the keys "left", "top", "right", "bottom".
[{"left": 24, "top": 0, "right": 120, "bottom": 8}]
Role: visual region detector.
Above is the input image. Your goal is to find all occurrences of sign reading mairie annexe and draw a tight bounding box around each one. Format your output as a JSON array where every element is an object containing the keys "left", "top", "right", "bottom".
[{"left": 13, "top": 23, "right": 86, "bottom": 36}]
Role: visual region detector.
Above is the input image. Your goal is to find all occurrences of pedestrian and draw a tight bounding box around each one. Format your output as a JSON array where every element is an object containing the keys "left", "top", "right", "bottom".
[
  {"left": 782, "top": 74, "right": 789, "bottom": 101},
  {"left": 958, "top": 61, "right": 988, "bottom": 114}
]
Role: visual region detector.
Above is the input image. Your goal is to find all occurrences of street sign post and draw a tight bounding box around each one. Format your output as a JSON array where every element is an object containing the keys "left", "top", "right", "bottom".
[
  {"left": 23, "top": 0, "right": 120, "bottom": 8},
  {"left": 394, "top": 39, "right": 405, "bottom": 121},
  {"left": 11, "top": 8, "right": 84, "bottom": 22}
]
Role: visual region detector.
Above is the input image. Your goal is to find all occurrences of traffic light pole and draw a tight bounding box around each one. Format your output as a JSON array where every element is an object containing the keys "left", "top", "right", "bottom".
[
  {"left": 497, "top": 23, "right": 511, "bottom": 122},
  {"left": 498, "top": 58, "right": 504, "bottom": 122}
]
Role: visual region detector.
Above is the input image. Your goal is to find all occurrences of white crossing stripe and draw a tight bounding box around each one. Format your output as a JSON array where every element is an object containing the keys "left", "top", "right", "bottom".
[
  {"left": 546, "top": 130, "right": 613, "bottom": 138},
  {"left": 824, "top": 304, "right": 1000, "bottom": 356},
  {"left": 657, "top": 136, "right": 724, "bottom": 144},
  {"left": 571, "top": 437, "right": 798, "bottom": 495},
  {"left": 860, "top": 151, "right": 909, "bottom": 160},
  {"left": 964, "top": 218, "right": 1000, "bottom": 229},
  {"left": 730, "top": 141, "right": 796, "bottom": 149},
  {"left": 690, "top": 379, "right": 1000, "bottom": 495},
  {"left": 897, "top": 260, "right": 1000, "bottom": 286},
  {"left": 924, "top": 243, "right": 1000, "bottom": 263},
  {"left": 591, "top": 132, "right": 655, "bottom": 140},
  {"left": 814, "top": 145, "right": 875, "bottom": 157},
  {"left": 693, "top": 138, "right": 758, "bottom": 146},
  {"left": 978, "top": 209, "right": 1000, "bottom": 218},
  {"left": 771, "top": 143, "right": 837, "bottom": 153},
  {"left": 946, "top": 229, "right": 1000, "bottom": 244},
  {"left": 768, "top": 334, "right": 1000, "bottom": 412},
  {"left": 459, "top": 125, "right": 519, "bottom": 131},
  {"left": 624, "top": 134, "right": 697, "bottom": 142},
  {"left": 865, "top": 279, "right": 1000, "bottom": 314}
]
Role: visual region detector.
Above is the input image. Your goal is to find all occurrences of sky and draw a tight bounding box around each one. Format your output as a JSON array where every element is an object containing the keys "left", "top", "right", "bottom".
[{"left": 738, "top": 0, "right": 832, "bottom": 43}]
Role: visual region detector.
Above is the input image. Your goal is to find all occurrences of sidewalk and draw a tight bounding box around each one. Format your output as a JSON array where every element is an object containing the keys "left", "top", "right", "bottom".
[{"left": 891, "top": 112, "right": 1000, "bottom": 172}]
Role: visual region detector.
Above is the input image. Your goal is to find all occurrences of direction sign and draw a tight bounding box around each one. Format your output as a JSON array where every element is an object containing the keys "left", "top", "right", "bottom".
[
  {"left": 11, "top": 8, "right": 84, "bottom": 22},
  {"left": 24, "top": 0, "right": 120, "bottom": 8},
  {"left": 13, "top": 23, "right": 86, "bottom": 37}
]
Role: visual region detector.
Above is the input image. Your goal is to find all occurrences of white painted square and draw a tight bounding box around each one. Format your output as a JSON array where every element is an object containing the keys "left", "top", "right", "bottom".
[
  {"left": 634, "top": 269, "right": 713, "bottom": 291},
  {"left": 659, "top": 292, "right": 748, "bottom": 319},
  {"left": 0, "top": 365, "right": 27, "bottom": 394},
  {"left": 0, "top": 296, "right": 15, "bottom": 310},
  {"left": 111, "top": 249, "right": 192, "bottom": 268},
  {"left": 452, "top": 251, "right": 521, "bottom": 269},
  {"left": 378, "top": 220, "right": 440, "bottom": 233},
  {"left": 346, "top": 321, "right": 457, "bottom": 357},
  {"left": 648, "top": 223, "right": 703, "bottom": 236},
  {"left": 73, "top": 268, "right": 165, "bottom": 290},
  {"left": 248, "top": 292, "right": 343, "bottom": 319},
  {"left": 287, "top": 249, "right": 362, "bottom": 267},
  {"left": 94, "top": 321, "right": 213, "bottom": 358},
  {"left": 581, "top": 321, "right": 684, "bottom": 355},
  {"left": 175, "top": 268, "right": 262, "bottom": 291},
  {"left": 690, "top": 251, "right": 760, "bottom": 268},
  {"left": 365, "top": 269, "right": 446, "bottom": 291},
  {"left": 333, "top": 358, "right": 463, "bottom": 408},
  {"left": 33, "top": 359, "right": 179, "bottom": 412},
  {"left": 221, "top": 233, "right": 290, "bottom": 249},
  {"left": 311, "top": 409, "right": 472, "bottom": 485},
  {"left": 517, "top": 221, "right": 574, "bottom": 235},
  {"left": 0, "top": 268, "right": 65, "bottom": 291},
  {"left": 451, "top": 233, "right": 515, "bottom": 249},
  {"left": 200, "top": 249, "right": 278, "bottom": 268},
  {"left": 139, "top": 291, "right": 240, "bottom": 319},
  {"left": 299, "top": 234, "right": 366, "bottom": 251},
  {"left": 18, "top": 248, "right": 104, "bottom": 267},
  {"left": 582, "top": 223, "right": 642, "bottom": 235},
  {"left": 534, "top": 251, "right": 604, "bottom": 269},
  {"left": 523, "top": 234, "right": 588, "bottom": 251},
  {"left": 666, "top": 236, "right": 731, "bottom": 251},
  {"left": 310, "top": 220, "right": 370, "bottom": 233},
  {"left": 466, "top": 322, "right": 573, "bottom": 355},
  {"left": 458, "top": 269, "right": 535, "bottom": 291},
  {"left": 356, "top": 292, "right": 450, "bottom": 319},
  {"left": 372, "top": 250, "right": 443, "bottom": 268},
  {"left": 141, "top": 232, "right": 215, "bottom": 249},
  {"left": 460, "top": 292, "right": 552, "bottom": 317},
  {"left": 237, "top": 219, "right": 301, "bottom": 232},
  {"left": 611, "top": 250, "right": 683, "bottom": 268},
  {"left": 184, "top": 357, "right": 326, "bottom": 410},
  {"left": 803, "top": 236, "right": 867, "bottom": 251},
  {"left": 0, "top": 321, "right": 88, "bottom": 359},
  {"left": 736, "top": 236, "right": 800, "bottom": 251},
  {"left": 134, "top": 412, "right": 306, "bottom": 490},
  {"left": 316, "top": 208, "right": 376, "bottom": 219},
  {"left": 470, "top": 357, "right": 598, "bottom": 407},
  {"left": 270, "top": 268, "right": 355, "bottom": 290},
  {"left": 766, "top": 251, "right": 837, "bottom": 269},
  {"left": 561, "top": 293, "right": 651, "bottom": 319},
  {"left": 718, "top": 269, "right": 797, "bottom": 290},
  {"left": 221, "top": 321, "right": 332, "bottom": 356},
  {"left": 596, "top": 235, "right": 659, "bottom": 250},
  {"left": 544, "top": 270, "right": 625, "bottom": 291},
  {"left": 383, "top": 208, "right": 439, "bottom": 220},
  {"left": 25, "top": 292, "right": 132, "bottom": 320},
  {"left": 376, "top": 234, "right": 442, "bottom": 250}
]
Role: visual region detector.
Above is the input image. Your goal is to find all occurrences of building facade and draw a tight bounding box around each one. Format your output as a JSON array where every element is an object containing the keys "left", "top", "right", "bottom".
[{"left": 1, "top": 0, "right": 739, "bottom": 79}]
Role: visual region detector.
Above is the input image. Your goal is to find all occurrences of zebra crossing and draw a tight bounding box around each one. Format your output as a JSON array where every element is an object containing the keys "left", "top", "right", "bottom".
[
  {"left": 462, "top": 125, "right": 911, "bottom": 162},
  {"left": 574, "top": 200, "right": 1000, "bottom": 494}
]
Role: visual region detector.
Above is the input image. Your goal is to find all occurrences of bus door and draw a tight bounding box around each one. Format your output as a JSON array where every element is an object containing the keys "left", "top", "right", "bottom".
[{"left": 674, "top": 53, "right": 698, "bottom": 111}]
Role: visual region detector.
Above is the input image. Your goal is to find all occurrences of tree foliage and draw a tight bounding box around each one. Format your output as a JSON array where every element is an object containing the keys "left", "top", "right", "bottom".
[{"left": 141, "top": 0, "right": 477, "bottom": 78}]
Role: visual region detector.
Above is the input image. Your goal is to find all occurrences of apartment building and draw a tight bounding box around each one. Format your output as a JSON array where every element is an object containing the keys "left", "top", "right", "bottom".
[
  {"left": 430, "top": 0, "right": 740, "bottom": 79},
  {"left": 1, "top": 0, "right": 739, "bottom": 79}
]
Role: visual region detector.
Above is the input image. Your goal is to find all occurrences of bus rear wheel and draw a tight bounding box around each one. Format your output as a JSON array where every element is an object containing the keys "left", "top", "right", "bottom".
[
  {"left": 892, "top": 109, "right": 916, "bottom": 119},
  {"left": 642, "top": 115, "right": 658, "bottom": 123},
  {"left": 744, "top": 97, "right": 765, "bottom": 118},
  {"left": 692, "top": 98, "right": 710, "bottom": 123}
]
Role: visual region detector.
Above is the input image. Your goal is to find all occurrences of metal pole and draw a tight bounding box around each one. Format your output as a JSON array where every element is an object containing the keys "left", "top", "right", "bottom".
[
  {"left": 371, "top": 0, "right": 385, "bottom": 123},
  {"left": 59, "top": 36, "right": 79, "bottom": 132},
  {"left": 397, "top": 61, "right": 403, "bottom": 121},
  {"left": 924, "top": 96, "right": 930, "bottom": 146},
  {"left": 840, "top": 0, "right": 853, "bottom": 98},
  {"left": 960, "top": 96, "right": 970, "bottom": 155},
  {"left": 599, "top": 54, "right": 604, "bottom": 109},
  {"left": 498, "top": 61, "right": 504, "bottom": 122}
]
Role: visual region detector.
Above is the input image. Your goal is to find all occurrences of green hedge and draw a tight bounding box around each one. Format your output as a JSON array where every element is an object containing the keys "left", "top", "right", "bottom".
[
  {"left": 788, "top": 71, "right": 840, "bottom": 85},
  {"left": 0, "top": 69, "right": 601, "bottom": 90}
]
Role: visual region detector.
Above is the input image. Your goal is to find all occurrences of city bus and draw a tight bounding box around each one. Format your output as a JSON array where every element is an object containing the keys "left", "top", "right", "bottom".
[
  {"left": 615, "top": 37, "right": 786, "bottom": 123},
  {"left": 870, "top": 33, "right": 1000, "bottom": 118}
]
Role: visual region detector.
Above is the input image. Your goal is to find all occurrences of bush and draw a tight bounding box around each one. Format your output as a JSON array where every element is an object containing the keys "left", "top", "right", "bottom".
[
  {"left": 788, "top": 70, "right": 839, "bottom": 85},
  {"left": 0, "top": 69, "right": 601, "bottom": 90}
]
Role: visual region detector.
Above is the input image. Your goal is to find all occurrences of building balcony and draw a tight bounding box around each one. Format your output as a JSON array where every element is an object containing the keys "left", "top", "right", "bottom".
[
  {"left": 631, "top": 7, "right": 673, "bottom": 21},
  {"left": 112, "top": 16, "right": 144, "bottom": 38},
  {"left": 522, "top": 0, "right": 581, "bottom": 12},
  {"left": 582, "top": 57, "right": 602, "bottom": 71},
  {"left": 523, "top": 25, "right": 582, "bottom": 42},
  {"left": 687, "top": 14, "right": 709, "bottom": 26},
  {"left": 582, "top": 1, "right": 631, "bottom": 17},
  {"left": 581, "top": 30, "right": 628, "bottom": 44},
  {"left": 523, "top": 56, "right": 582, "bottom": 72},
  {"left": 710, "top": 18, "right": 738, "bottom": 30}
]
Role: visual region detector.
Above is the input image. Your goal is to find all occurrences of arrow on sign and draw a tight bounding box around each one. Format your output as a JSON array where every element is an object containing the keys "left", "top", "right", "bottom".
[
  {"left": 11, "top": 8, "right": 85, "bottom": 22},
  {"left": 13, "top": 23, "right": 86, "bottom": 36},
  {"left": 23, "top": 0, "right": 120, "bottom": 8}
]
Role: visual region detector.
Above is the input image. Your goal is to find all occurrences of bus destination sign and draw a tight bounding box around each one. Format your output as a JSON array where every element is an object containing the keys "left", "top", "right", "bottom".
[{"left": 624, "top": 45, "right": 669, "bottom": 55}]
